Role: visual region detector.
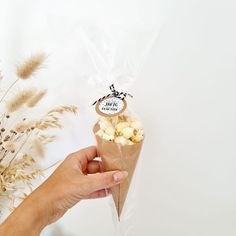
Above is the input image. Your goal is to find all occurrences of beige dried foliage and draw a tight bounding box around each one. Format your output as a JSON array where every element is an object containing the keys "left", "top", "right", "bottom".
[
  {"left": 17, "top": 53, "right": 45, "bottom": 79},
  {"left": 6, "top": 88, "right": 36, "bottom": 113},
  {"left": 38, "top": 134, "right": 56, "bottom": 144},
  {"left": 35, "top": 105, "right": 78, "bottom": 130},
  {"left": 31, "top": 138, "right": 45, "bottom": 157},
  {"left": 35, "top": 115, "right": 62, "bottom": 130},
  {"left": 13, "top": 120, "right": 33, "bottom": 133},
  {"left": 48, "top": 105, "right": 77, "bottom": 115},
  {"left": 0, "top": 53, "right": 78, "bottom": 212},
  {"left": 26, "top": 89, "right": 47, "bottom": 107},
  {"left": 2, "top": 141, "right": 16, "bottom": 152}
]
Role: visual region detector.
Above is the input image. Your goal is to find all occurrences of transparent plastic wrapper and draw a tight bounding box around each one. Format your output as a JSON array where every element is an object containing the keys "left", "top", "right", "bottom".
[
  {"left": 91, "top": 84, "right": 144, "bottom": 235},
  {"left": 82, "top": 24, "right": 160, "bottom": 235},
  {"left": 93, "top": 98, "right": 144, "bottom": 217}
]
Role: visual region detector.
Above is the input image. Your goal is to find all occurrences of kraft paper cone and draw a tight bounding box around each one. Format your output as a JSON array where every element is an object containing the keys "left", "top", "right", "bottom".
[{"left": 93, "top": 123, "right": 143, "bottom": 218}]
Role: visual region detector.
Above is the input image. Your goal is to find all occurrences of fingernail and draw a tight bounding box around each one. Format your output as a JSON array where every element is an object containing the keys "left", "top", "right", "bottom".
[{"left": 113, "top": 171, "right": 128, "bottom": 183}]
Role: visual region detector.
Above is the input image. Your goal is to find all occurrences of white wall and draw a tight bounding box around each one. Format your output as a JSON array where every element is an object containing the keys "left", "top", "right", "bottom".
[{"left": 0, "top": 0, "right": 236, "bottom": 235}]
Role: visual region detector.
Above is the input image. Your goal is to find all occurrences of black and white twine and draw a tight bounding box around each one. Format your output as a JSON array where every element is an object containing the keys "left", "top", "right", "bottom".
[{"left": 92, "top": 84, "right": 133, "bottom": 106}]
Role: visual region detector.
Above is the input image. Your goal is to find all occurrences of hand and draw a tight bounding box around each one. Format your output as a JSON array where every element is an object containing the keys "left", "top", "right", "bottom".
[
  {"left": 40, "top": 146, "right": 128, "bottom": 223},
  {"left": 0, "top": 146, "right": 128, "bottom": 236}
]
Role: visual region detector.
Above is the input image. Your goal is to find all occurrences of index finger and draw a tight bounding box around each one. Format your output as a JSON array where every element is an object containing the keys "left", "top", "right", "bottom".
[{"left": 70, "top": 146, "right": 98, "bottom": 171}]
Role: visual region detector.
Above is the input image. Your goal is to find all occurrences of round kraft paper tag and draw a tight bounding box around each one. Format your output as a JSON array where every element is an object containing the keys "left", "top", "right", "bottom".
[{"left": 95, "top": 96, "right": 127, "bottom": 117}]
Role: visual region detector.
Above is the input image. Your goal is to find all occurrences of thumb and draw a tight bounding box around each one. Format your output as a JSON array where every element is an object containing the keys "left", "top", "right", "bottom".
[{"left": 86, "top": 171, "right": 128, "bottom": 193}]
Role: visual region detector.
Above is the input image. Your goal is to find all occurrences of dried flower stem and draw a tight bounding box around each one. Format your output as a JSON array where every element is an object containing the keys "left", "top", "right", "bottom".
[
  {"left": 1, "top": 131, "right": 32, "bottom": 175},
  {"left": 0, "top": 150, "right": 8, "bottom": 163},
  {"left": 0, "top": 79, "right": 19, "bottom": 104}
]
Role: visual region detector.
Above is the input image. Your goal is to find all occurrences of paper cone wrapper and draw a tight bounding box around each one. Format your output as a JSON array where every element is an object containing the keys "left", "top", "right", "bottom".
[{"left": 93, "top": 123, "right": 143, "bottom": 218}]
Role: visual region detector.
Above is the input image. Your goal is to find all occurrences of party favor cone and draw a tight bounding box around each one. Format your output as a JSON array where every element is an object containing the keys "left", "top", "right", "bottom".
[{"left": 93, "top": 123, "right": 143, "bottom": 218}]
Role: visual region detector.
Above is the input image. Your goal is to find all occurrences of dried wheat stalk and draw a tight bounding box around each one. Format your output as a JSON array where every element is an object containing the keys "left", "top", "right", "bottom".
[{"left": 0, "top": 53, "right": 78, "bottom": 213}]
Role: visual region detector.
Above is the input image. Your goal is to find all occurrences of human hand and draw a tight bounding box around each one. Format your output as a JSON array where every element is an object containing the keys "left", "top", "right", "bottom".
[
  {"left": 0, "top": 146, "right": 128, "bottom": 236},
  {"left": 40, "top": 146, "right": 128, "bottom": 223}
]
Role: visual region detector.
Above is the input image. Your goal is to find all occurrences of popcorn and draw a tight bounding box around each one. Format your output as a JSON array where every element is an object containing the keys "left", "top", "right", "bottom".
[
  {"left": 102, "top": 133, "right": 115, "bottom": 141},
  {"left": 122, "top": 127, "right": 134, "bottom": 139},
  {"left": 116, "top": 122, "right": 129, "bottom": 132},
  {"left": 96, "top": 115, "right": 144, "bottom": 145},
  {"left": 115, "top": 136, "right": 128, "bottom": 145},
  {"left": 136, "top": 129, "right": 144, "bottom": 136},
  {"left": 131, "top": 134, "right": 143, "bottom": 143},
  {"left": 99, "top": 119, "right": 112, "bottom": 130},
  {"left": 105, "top": 126, "right": 115, "bottom": 136}
]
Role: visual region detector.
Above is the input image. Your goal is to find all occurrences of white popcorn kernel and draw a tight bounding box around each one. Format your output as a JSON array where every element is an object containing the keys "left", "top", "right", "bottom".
[
  {"left": 115, "top": 122, "right": 129, "bottom": 132},
  {"left": 136, "top": 129, "right": 144, "bottom": 136},
  {"left": 105, "top": 126, "right": 115, "bottom": 135},
  {"left": 99, "top": 120, "right": 112, "bottom": 130},
  {"left": 131, "top": 134, "right": 143, "bottom": 143},
  {"left": 102, "top": 133, "right": 114, "bottom": 141},
  {"left": 122, "top": 127, "right": 134, "bottom": 139},
  {"left": 130, "top": 121, "right": 143, "bottom": 130},
  {"left": 96, "top": 129, "right": 104, "bottom": 137},
  {"left": 114, "top": 136, "right": 128, "bottom": 146}
]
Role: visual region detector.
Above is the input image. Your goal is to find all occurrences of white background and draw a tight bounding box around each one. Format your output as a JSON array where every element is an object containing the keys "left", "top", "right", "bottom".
[{"left": 0, "top": 0, "right": 236, "bottom": 235}]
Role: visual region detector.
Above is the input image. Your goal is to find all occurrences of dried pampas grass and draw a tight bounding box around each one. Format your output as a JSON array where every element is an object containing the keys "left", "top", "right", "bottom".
[
  {"left": 0, "top": 53, "right": 78, "bottom": 212},
  {"left": 48, "top": 105, "right": 77, "bottom": 115},
  {"left": 13, "top": 120, "right": 33, "bottom": 133},
  {"left": 6, "top": 88, "right": 36, "bottom": 113},
  {"left": 2, "top": 141, "right": 16, "bottom": 152},
  {"left": 38, "top": 134, "right": 56, "bottom": 144},
  {"left": 31, "top": 138, "right": 44, "bottom": 158},
  {"left": 17, "top": 53, "right": 46, "bottom": 80},
  {"left": 26, "top": 89, "right": 46, "bottom": 107}
]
